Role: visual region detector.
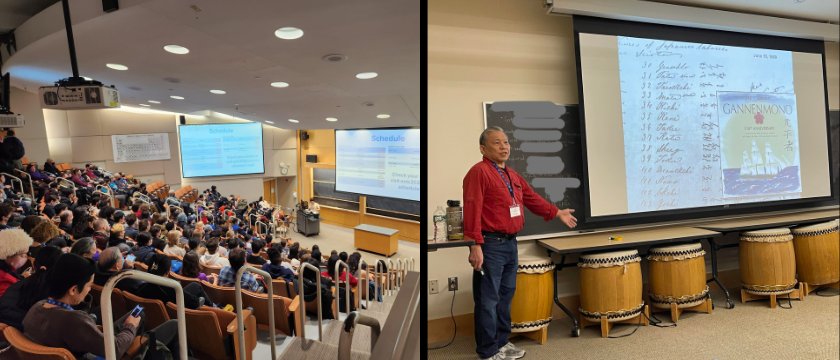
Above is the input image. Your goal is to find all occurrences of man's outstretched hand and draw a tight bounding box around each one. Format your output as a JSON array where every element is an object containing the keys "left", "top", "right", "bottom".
[
  {"left": 468, "top": 245, "right": 483, "bottom": 272},
  {"left": 557, "top": 209, "right": 577, "bottom": 228}
]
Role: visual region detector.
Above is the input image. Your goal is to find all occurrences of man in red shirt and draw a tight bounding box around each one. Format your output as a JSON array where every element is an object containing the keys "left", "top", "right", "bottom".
[{"left": 464, "top": 126, "right": 576, "bottom": 360}]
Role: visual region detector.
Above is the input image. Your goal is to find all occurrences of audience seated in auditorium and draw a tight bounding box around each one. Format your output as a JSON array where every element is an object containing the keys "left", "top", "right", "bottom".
[
  {"left": 93, "top": 247, "right": 141, "bottom": 294},
  {"left": 0, "top": 229, "right": 34, "bottom": 297},
  {"left": 70, "top": 237, "right": 98, "bottom": 260},
  {"left": 133, "top": 254, "right": 213, "bottom": 310},
  {"left": 132, "top": 232, "right": 156, "bottom": 265},
  {"left": 58, "top": 210, "right": 73, "bottom": 233},
  {"left": 164, "top": 230, "right": 186, "bottom": 258},
  {"left": 180, "top": 252, "right": 217, "bottom": 284},
  {"left": 43, "top": 158, "right": 60, "bottom": 175},
  {"left": 108, "top": 223, "right": 127, "bottom": 248},
  {"left": 247, "top": 239, "right": 267, "bottom": 265},
  {"left": 28, "top": 221, "right": 68, "bottom": 258},
  {"left": 218, "top": 248, "right": 262, "bottom": 293},
  {"left": 261, "top": 247, "right": 294, "bottom": 283},
  {"left": 199, "top": 237, "right": 230, "bottom": 268},
  {"left": 91, "top": 218, "right": 110, "bottom": 250},
  {"left": 0, "top": 245, "right": 61, "bottom": 331},
  {"left": 293, "top": 258, "right": 335, "bottom": 320},
  {"left": 288, "top": 243, "right": 301, "bottom": 268}
]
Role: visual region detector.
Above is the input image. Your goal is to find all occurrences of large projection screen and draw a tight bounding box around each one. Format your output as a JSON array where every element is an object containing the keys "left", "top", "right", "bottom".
[
  {"left": 335, "top": 128, "right": 420, "bottom": 201},
  {"left": 575, "top": 16, "right": 834, "bottom": 222},
  {"left": 178, "top": 123, "right": 265, "bottom": 178}
]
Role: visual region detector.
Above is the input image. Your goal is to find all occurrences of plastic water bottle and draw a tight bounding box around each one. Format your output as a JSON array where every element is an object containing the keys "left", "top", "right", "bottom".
[{"left": 433, "top": 206, "right": 447, "bottom": 242}]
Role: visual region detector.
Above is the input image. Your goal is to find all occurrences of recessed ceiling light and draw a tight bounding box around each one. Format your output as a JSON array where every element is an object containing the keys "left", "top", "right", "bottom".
[
  {"left": 274, "top": 27, "right": 303, "bottom": 40},
  {"left": 170, "top": 96, "right": 184, "bottom": 100},
  {"left": 356, "top": 72, "right": 377, "bottom": 79},
  {"left": 148, "top": 100, "right": 160, "bottom": 104},
  {"left": 377, "top": 114, "right": 390, "bottom": 119},
  {"left": 210, "top": 90, "right": 226, "bottom": 94},
  {"left": 106, "top": 63, "right": 128, "bottom": 70},
  {"left": 326, "top": 117, "right": 337, "bottom": 122},
  {"left": 82, "top": 76, "right": 92, "bottom": 81},
  {"left": 163, "top": 45, "right": 189, "bottom": 54},
  {"left": 288, "top": 119, "right": 299, "bottom": 123},
  {"left": 322, "top": 54, "right": 347, "bottom": 62},
  {"left": 139, "top": 104, "right": 150, "bottom": 107},
  {"left": 265, "top": 121, "right": 274, "bottom": 124},
  {"left": 270, "top": 82, "right": 289, "bottom": 88}
]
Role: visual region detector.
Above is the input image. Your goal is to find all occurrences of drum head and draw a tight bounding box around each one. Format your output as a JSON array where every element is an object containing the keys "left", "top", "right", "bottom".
[
  {"left": 793, "top": 221, "right": 839, "bottom": 234},
  {"left": 579, "top": 249, "right": 638, "bottom": 260},
  {"left": 517, "top": 255, "right": 554, "bottom": 274},
  {"left": 741, "top": 228, "right": 790, "bottom": 236},
  {"left": 649, "top": 242, "right": 702, "bottom": 253}
]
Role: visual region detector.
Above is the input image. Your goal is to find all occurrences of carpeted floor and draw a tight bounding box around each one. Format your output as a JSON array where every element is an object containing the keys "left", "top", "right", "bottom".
[{"left": 428, "top": 289, "right": 840, "bottom": 360}]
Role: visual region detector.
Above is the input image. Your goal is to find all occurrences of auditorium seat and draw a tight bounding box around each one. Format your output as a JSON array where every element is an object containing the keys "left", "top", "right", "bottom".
[
  {"left": 3, "top": 324, "right": 148, "bottom": 360},
  {"left": 169, "top": 271, "right": 201, "bottom": 289},
  {"left": 89, "top": 284, "right": 129, "bottom": 316},
  {"left": 240, "top": 290, "right": 294, "bottom": 336},
  {"left": 199, "top": 280, "right": 237, "bottom": 308},
  {"left": 199, "top": 263, "right": 223, "bottom": 277},
  {"left": 121, "top": 291, "right": 170, "bottom": 330},
  {"left": 164, "top": 302, "right": 257, "bottom": 360}
]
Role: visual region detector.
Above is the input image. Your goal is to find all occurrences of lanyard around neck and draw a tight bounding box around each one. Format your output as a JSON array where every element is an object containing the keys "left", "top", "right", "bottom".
[
  {"left": 491, "top": 162, "right": 516, "bottom": 204},
  {"left": 46, "top": 298, "right": 75, "bottom": 311}
]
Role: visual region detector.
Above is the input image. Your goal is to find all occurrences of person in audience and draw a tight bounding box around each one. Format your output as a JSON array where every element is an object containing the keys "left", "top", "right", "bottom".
[
  {"left": 123, "top": 213, "right": 138, "bottom": 240},
  {"left": 187, "top": 238, "right": 203, "bottom": 255},
  {"left": 113, "top": 211, "right": 125, "bottom": 225},
  {"left": 138, "top": 219, "right": 150, "bottom": 233},
  {"left": 323, "top": 254, "right": 359, "bottom": 287},
  {"left": 199, "top": 237, "right": 230, "bottom": 268},
  {"left": 179, "top": 228, "right": 192, "bottom": 245},
  {"left": 43, "top": 158, "right": 60, "bottom": 175},
  {"left": 0, "top": 229, "right": 34, "bottom": 297},
  {"left": 22, "top": 253, "right": 182, "bottom": 360},
  {"left": 164, "top": 230, "right": 186, "bottom": 258},
  {"left": 108, "top": 223, "right": 127, "bottom": 248},
  {"left": 98, "top": 206, "right": 116, "bottom": 226},
  {"left": 42, "top": 195, "right": 58, "bottom": 219},
  {"left": 330, "top": 250, "right": 338, "bottom": 257},
  {"left": 93, "top": 247, "right": 141, "bottom": 293},
  {"left": 288, "top": 243, "right": 301, "bottom": 267},
  {"left": 21, "top": 215, "right": 43, "bottom": 235},
  {"left": 246, "top": 239, "right": 266, "bottom": 265},
  {"left": 134, "top": 254, "right": 214, "bottom": 310},
  {"left": 71, "top": 169, "right": 91, "bottom": 188},
  {"left": 91, "top": 218, "right": 110, "bottom": 250},
  {"left": 311, "top": 249, "right": 327, "bottom": 267},
  {"left": 72, "top": 214, "right": 96, "bottom": 240},
  {"left": 164, "top": 190, "right": 180, "bottom": 208},
  {"left": 261, "top": 247, "right": 294, "bottom": 283},
  {"left": 0, "top": 245, "right": 61, "bottom": 331},
  {"left": 347, "top": 254, "right": 382, "bottom": 302},
  {"left": 132, "top": 232, "right": 156, "bottom": 264},
  {"left": 339, "top": 251, "right": 348, "bottom": 264},
  {"left": 28, "top": 221, "right": 67, "bottom": 257},
  {"left": 149, "top": 225, "right": 165, "bottom": 250},
  {"left": 218, "top": 248, "right": 262, "bottom": 293},
  {"left": 293, "top": 258, "right": 335, "bottom": 320},
  {"left": 58, "top": 210, "right": 73, "bottom": 233},
  {"left": 70, "top": 237, "right": 98, "bottom": 260},
  {"left": 180, "top": 252, "right": 217, "bottom": 284}
]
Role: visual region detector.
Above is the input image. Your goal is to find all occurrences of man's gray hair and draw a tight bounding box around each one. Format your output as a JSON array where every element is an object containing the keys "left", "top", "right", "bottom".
[
  {"left": 480, "top": 126, "right": 505, "bottom": 146},
  {"left": 93, "top": 218, "right": 108, "bottom": 231},
  {"left": 70, "top": 237, "right": 96, "bottom": 257},
  {"left": 99, "top": 247, "right": 121, "bottom": 271},
  {"left": 116, "top": 243, "right": 131, "bottom": 254}
]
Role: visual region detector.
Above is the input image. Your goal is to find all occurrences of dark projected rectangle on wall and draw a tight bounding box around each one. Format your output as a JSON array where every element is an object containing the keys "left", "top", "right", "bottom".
[
  {"left": 484, "top": 102, "right": 584, "bottom": 238},
  {"left": 312, "top": 168, "right": 359, "bottom": 211}
]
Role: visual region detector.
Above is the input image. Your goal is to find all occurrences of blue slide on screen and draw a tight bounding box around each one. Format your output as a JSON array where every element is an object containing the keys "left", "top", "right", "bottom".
[
  {"left": 335, "top": 128, "right": 420, "bottom": 201},
  {"left": 178, "top": 123, "right": 265, "bottom": 178}
]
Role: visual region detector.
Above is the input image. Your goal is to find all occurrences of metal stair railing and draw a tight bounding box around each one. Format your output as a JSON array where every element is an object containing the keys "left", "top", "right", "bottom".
[
  {"left": 235, "top": 265, "right": 276, "bottom": 360},
  {"left": 298, "top": 263, "right": 323, "bottom": 341},
  {"left": 338, "top": 312, "right": 381, "bottom": 360},
  {"left": 101, "top": 270, "right": 188, "bottom": 360},
  {"left": 357, "top": 260, "right": 370, "bottom": 309},
  {"left": 333, "top": 260, "right": 351, "bottom": 318},
  {"left": 0, "top": 172, "right": 25, "bottom": 200}
]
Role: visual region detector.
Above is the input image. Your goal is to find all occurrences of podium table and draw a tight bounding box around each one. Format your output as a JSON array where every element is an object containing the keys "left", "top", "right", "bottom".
[{"left": 355, "top": 224, "right": 399, "bottom": 256}]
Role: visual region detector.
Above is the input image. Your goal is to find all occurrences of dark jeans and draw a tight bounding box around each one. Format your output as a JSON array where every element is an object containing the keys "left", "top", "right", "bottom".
[
  {"left": 184, "top": 282, "right": 214, "bottom": 308},
  {"left": 473, "top": 235, "right": 518, "bottom": 359}
]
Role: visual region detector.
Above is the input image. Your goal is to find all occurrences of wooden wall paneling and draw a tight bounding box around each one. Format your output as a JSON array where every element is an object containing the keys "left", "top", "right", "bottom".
[{"left": 43, "top": 110, "right": 70, "bottom": 138}]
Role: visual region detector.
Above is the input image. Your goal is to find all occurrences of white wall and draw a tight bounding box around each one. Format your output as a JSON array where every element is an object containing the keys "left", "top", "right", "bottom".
[{"left": 428, "top": 0, "right": 840, "bottom": 321}]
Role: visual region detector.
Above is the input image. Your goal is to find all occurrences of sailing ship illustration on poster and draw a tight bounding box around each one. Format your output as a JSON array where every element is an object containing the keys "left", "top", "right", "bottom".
[
  {"left": 739, "top": 140, "right": 787, "bottom": 180},
  {"left": 718, "top": 91, "right": 801, "bottom": 197}
]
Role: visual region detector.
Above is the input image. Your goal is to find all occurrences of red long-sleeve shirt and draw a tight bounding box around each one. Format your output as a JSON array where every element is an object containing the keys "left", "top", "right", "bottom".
[{"left": 463, "top": 157, "right": 559, "bottom": 244}]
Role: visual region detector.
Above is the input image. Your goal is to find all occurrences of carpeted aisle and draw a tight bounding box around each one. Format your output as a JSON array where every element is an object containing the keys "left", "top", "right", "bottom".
[{"left": 428, "top": 289, "right": 840, "bottom": 360}]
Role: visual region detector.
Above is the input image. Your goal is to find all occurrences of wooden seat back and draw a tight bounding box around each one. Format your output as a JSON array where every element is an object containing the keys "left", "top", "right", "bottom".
[
  {"left": 199, "top": 280, "right": 236, "bottom": 308},
  {"left": 240, "top": 290, "right": 293, "bottom": 336},
  {"left": 164, "top": 303, "right": 229, "bottom": 360},
  {"left": 121, "top": 291, "right": 170, "bottom": 330},
  {"left": 200, "top": 262, "right": 223, "bottom": 276},
  {"left": 3, "top": 325, "right": 75, "bottom": 360},
  {"left": 134, "top": 262, "right": 149, "bottom": 272},
  {"left": 168, "top": 271, "right": 200, "bottom": 289},
  {"left": 90, "top": 284, "right": 130, "bottom": 317}
]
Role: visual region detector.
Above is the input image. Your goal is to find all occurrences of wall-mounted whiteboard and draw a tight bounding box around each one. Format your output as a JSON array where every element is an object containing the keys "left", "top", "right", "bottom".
[{"left": 112, "top": 133, "right": 171, "bottom": 163}]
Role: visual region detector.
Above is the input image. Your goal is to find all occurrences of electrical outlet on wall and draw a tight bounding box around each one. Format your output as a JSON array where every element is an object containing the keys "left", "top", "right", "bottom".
[
  {"left": 430, "top": 280, "right": 439, "bottom": 294},
  {"left": 448, "top": 277, "right": 458, "bottom": 291}
]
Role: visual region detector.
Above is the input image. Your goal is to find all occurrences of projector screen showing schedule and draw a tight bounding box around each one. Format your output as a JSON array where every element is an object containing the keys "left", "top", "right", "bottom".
[
  {"left": 178, "top": 123, "right": 265, "bottom": 178},
  {"left": 335, "top": 128, "right": 420, "bottom": 201}
]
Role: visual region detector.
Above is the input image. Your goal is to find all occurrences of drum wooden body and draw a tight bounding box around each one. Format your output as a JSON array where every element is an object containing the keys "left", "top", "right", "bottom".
[
  {"left": 578, "top": 249, "right": 643, "bottom": 323},
  {"left": 792, "top": 221, "right": 840, "bottom": 286},
  {"left": 647, "top": 243, "right": 708, "bottom": 309},
  {"left": 510, "top": 255, "right": 554, "bottom": 333},
  {"left": 739, "top": 228, "right": 797, "bottom": 295}
]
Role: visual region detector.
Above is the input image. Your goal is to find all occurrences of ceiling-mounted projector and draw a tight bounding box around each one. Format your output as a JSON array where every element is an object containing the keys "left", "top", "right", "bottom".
[{"left": 38, "top": 83, "right": 120, "bottom": 110}]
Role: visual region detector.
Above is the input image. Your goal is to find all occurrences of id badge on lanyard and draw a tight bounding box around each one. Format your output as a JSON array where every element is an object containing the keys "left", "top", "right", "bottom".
[{"left": 493, "top": 163, "right": 521, "bottom": 218}]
